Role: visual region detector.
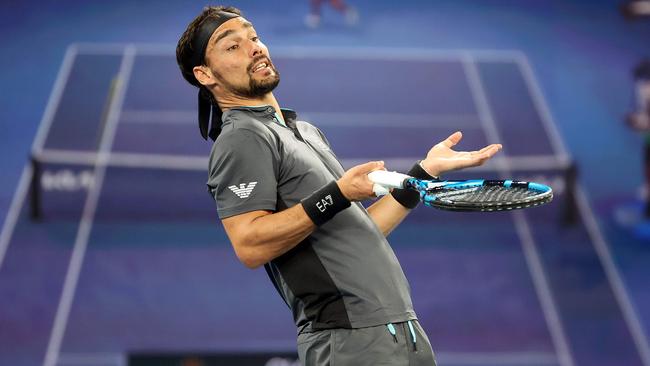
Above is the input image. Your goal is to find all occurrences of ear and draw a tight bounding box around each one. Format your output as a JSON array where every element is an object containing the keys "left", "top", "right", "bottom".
[{"left": 193, "top": 65, "right": 216, "bottom": 87}]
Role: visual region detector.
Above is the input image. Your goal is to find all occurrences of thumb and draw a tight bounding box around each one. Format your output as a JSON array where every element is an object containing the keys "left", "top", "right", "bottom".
[
  {"left": 442, "top": 131, "right": 463, "bottom": 148},
  {"left": 356, "top": 160, "right": 384, "bottom": 173}
]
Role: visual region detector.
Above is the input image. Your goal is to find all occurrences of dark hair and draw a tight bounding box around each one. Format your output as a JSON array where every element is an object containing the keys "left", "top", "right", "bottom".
[{"left": 176, "top": 5, "right": 243, "bottom": 87}]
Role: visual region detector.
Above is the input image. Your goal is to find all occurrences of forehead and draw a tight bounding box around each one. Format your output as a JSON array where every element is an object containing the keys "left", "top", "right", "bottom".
[{"left": 208, "top": 17, "right": 254, "bottom": 46}]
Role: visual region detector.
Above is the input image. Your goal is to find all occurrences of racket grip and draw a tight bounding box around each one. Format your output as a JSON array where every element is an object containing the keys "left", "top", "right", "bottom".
[
  {"left": 368, "top": 171, "right": 411, "bottom": 195},
  {"left": 372, "top": 184, "right": 391, "bottom": 196}
]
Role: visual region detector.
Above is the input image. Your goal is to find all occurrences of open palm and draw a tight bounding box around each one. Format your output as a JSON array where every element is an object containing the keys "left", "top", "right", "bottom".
[{"left": 420, "top": 131, "right": 502, "bottom": 177}]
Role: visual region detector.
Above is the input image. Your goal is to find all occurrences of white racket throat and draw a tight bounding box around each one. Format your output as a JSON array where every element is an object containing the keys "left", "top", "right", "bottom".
[{"left": 367, "top": 171, "right": 412, "bottom": 196}]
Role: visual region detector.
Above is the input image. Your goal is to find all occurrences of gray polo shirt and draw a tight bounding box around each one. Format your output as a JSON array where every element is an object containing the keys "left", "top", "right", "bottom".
[{"left": 207, "top": 106, "right": 416, "bottom": 333}]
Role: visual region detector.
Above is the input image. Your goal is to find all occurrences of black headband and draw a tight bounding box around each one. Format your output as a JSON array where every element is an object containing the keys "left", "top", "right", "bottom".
[{"left": 192, "top": 11, "right": 240, "bottom": 141}]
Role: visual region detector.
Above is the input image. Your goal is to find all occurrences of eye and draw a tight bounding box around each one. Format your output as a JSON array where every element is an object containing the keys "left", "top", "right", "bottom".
[
  {"left": 251, "top": 36, "right": 259, "bottom": 42},
  {"left": 227, "top": 44, "right": 239, "bottom": 51}
]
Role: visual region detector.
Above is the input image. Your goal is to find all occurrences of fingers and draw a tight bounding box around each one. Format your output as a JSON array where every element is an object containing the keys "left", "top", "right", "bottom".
[
  {"left": 478, "top": 144, "right": 501, "bottom": 154},
  {"left": 424, "top": 138, "right": 503, "bottom": 175},
  {"left": 339, "top": 161, "right": 386, "bottom": 201},
  {"left": 371, "top": 161, "right": 386, "bottom": 172},
  {"left": 471, "top": 144, "right": 502, "bottom": 165},
  {"left": 482, "top": 144, "right": 502, "bottom": 158},
  {"left": 441, "top": 131, "right": 463, "bottom": 148},
  {"left": 454, "top": 144, "right": 502, "bottom": 168},
  {"left": 471, "top": 144, "right": 502, "bottom": 158},
  {"left": 487, "top": 144, "right": 502, "bottom": 157},
  {"left": 352, "top": 160, "right": 385, "bottom": 174}
]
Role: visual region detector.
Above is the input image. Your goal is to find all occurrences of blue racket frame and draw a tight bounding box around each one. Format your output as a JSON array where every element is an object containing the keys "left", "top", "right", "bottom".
[{"left": 403, "top": 178, "right": 553, "bottom": 212}]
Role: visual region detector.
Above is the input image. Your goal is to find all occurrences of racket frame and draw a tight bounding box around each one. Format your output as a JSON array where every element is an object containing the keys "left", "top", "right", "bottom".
[{"left": 403, "top": 178, "right": 553, "bottom": 212}]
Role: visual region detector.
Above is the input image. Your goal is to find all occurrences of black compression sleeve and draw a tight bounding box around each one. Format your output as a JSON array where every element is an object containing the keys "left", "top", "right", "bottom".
[{"left": 391, "top": 162, "right": 437, "bottom": 209}]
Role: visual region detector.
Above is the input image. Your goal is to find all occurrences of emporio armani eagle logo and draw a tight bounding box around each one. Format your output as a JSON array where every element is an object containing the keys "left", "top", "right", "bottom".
[{"left": 228, "top": 182, "right": 258, "bottom": 198}]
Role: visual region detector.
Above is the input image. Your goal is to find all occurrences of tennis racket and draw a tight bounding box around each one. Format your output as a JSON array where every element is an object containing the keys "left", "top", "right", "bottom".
[{"left": 368, "top": 171, "right": 553, "bottom": 212}]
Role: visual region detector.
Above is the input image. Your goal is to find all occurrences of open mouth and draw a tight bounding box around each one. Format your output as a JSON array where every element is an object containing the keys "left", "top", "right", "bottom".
[{"left": 251, "top": 60, "right": 271, "bottom": 74}]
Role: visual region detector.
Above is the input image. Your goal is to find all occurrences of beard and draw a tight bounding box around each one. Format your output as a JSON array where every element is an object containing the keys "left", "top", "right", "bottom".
[
  {"left": 215, "top": 58, "right": 281, "bottom": 99},
  {"left": 241, "top": 66, "right": 280, "bottom": 98}
]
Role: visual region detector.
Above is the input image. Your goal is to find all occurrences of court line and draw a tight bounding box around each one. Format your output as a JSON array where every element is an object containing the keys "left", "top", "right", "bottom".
[
  {"left": 463, "top": 54, "right": 575, "bottom": 366},
  {"left": 37, "top": 150, "right": 207, "bottom": 170},
  {"left": 513, "top": 53, "right": 570, "bottom": 160},
  {"left": 70, "top": 42, "right": 171, "bottom": 55},
  {"left": 35, "top": 148, "right": 570, "bottom": 173},
  {"left": 515, "top": 53, "right": 650, "bottom": 366},
  {"left": 43, "top": 45, "right": 136, "bottom": 366},
  {"left": 575, "top": 186, "right": 650, "bottom": 366},
  {"left": 0, "top": 45, "right": 78, "bottom": 272},
  {"left": 0, "top": 166, "right": 32, "bottom": 270},
  {"left": 32, "top": 45, "right": 79, "bottom": 155}
]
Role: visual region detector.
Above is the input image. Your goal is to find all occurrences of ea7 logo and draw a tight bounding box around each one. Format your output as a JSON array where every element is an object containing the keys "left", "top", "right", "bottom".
[
  {"left": 228, "top": 182, "right": 258, "bottom": 199},
  {"left": 315, "top": 195, "right": 333, "bottom": 212}
]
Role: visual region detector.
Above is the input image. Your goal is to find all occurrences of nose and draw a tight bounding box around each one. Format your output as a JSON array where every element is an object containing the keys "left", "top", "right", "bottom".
[{"left": 249, "top": 39, "right": 263, "bottom": 58}]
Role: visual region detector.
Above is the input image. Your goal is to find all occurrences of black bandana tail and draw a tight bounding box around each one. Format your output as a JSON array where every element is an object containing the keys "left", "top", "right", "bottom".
[
  {"left": 198, "top": 89, "right": 222, "bottom": 141},
  {"left": 190, "top": 11, "right": 239, "bottom": 141}
]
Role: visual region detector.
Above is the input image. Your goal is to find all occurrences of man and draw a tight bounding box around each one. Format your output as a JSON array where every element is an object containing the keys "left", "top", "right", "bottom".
[{"left": 176, "top": 6, "right": 501, "bottom": 365}]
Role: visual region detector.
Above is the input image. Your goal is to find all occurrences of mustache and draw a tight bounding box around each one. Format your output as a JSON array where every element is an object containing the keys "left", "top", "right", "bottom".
[{"left": 247, "top": 55, "right": 272, "bottom": 73}]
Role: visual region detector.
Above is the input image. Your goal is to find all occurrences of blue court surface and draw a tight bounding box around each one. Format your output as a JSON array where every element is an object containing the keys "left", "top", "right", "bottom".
[{"left": 0, "top": 42, "right": 648, "bottom": 366}]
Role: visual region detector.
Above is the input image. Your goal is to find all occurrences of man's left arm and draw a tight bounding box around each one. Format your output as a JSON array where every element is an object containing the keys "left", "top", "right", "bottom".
[
  {"left": 367, "top": 131, "right": 502, "bottom": 236},
  {"left": 366, "top": 194, "right": 412, "bottom": 236}
]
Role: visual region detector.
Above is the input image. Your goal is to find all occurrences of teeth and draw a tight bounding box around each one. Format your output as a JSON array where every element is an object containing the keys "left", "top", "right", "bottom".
[{"left": 254, "top": 62, "right": 267, "bottom": 71}]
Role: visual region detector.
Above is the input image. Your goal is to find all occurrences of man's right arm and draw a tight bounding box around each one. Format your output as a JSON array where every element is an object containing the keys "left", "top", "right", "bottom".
[
  {"left": 221, "top": 161, "right": 384, "bottom": 269},
  {"left": 221, "top": 205, "right": 314, "bottom": 269}
]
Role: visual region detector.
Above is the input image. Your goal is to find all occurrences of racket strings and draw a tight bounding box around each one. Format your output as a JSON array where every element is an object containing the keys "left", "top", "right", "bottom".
[
  {"left": 434, "top": 186, "right": 538, "bottom": 203},
  {"left": 467, "top": 186, "right": 536, "bottom": 203},
  {"left": 415, "top": 179, "right": 553, "bottom": 211}
]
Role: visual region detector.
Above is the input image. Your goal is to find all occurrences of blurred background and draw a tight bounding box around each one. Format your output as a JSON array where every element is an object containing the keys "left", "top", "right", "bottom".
[{"left": 2, "top": 0, "right": 650, "bottom": 365}]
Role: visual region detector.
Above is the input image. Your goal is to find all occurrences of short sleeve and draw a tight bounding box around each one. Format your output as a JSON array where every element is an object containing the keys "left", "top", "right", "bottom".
[
  {"left": 207, "top": 129, "right": 279, "bottom": 218},
  {"left": 314, "top": 126, "right": 333, "bottom": 149}
]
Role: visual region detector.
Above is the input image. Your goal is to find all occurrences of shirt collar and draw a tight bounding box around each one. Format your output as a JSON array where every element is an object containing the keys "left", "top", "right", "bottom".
[{"left": 222, "top": 105, "right": 298, "bottom": 127}]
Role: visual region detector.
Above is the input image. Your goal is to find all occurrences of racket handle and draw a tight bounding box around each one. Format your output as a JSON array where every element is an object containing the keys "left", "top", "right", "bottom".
[
  {"left": 368, "top": 171, "right": 412, "bottom": 196},
  {"left": 372, "top": 184, "right": 391, "bottom": 196}
]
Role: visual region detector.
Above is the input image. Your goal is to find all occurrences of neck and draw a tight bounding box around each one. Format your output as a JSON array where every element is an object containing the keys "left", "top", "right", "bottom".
[{"left": 215, "top": 91, "right": 282, "bottom": 117}]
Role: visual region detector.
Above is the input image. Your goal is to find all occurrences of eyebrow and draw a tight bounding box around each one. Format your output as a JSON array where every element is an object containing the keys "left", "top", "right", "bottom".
[{"left": 213, "top": 21, "right": 253, "bottom": 46}]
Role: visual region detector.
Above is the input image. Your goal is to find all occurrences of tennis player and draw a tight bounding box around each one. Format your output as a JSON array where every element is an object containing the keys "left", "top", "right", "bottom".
[{"left": 176, "top": 6, "right": 501, "bottom": 365}]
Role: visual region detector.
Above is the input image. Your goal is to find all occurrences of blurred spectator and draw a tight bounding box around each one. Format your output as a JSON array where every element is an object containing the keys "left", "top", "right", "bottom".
[
  {"left": 621, "top": 0, "right": 650, "bottom": 19},
  {"left": 305, "top": 0, "right": 359, "bottom": 28},
  {"left": 627, "top": 60, "right": 650, "bottom": 130},
  {"left": 626, "top": 60, "right": 650, "bottom": 215}
]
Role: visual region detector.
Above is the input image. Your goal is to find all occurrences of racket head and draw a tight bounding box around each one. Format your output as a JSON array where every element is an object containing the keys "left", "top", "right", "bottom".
[{"left": 406, "top": 179, "right": 553, "bottom": 212}]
